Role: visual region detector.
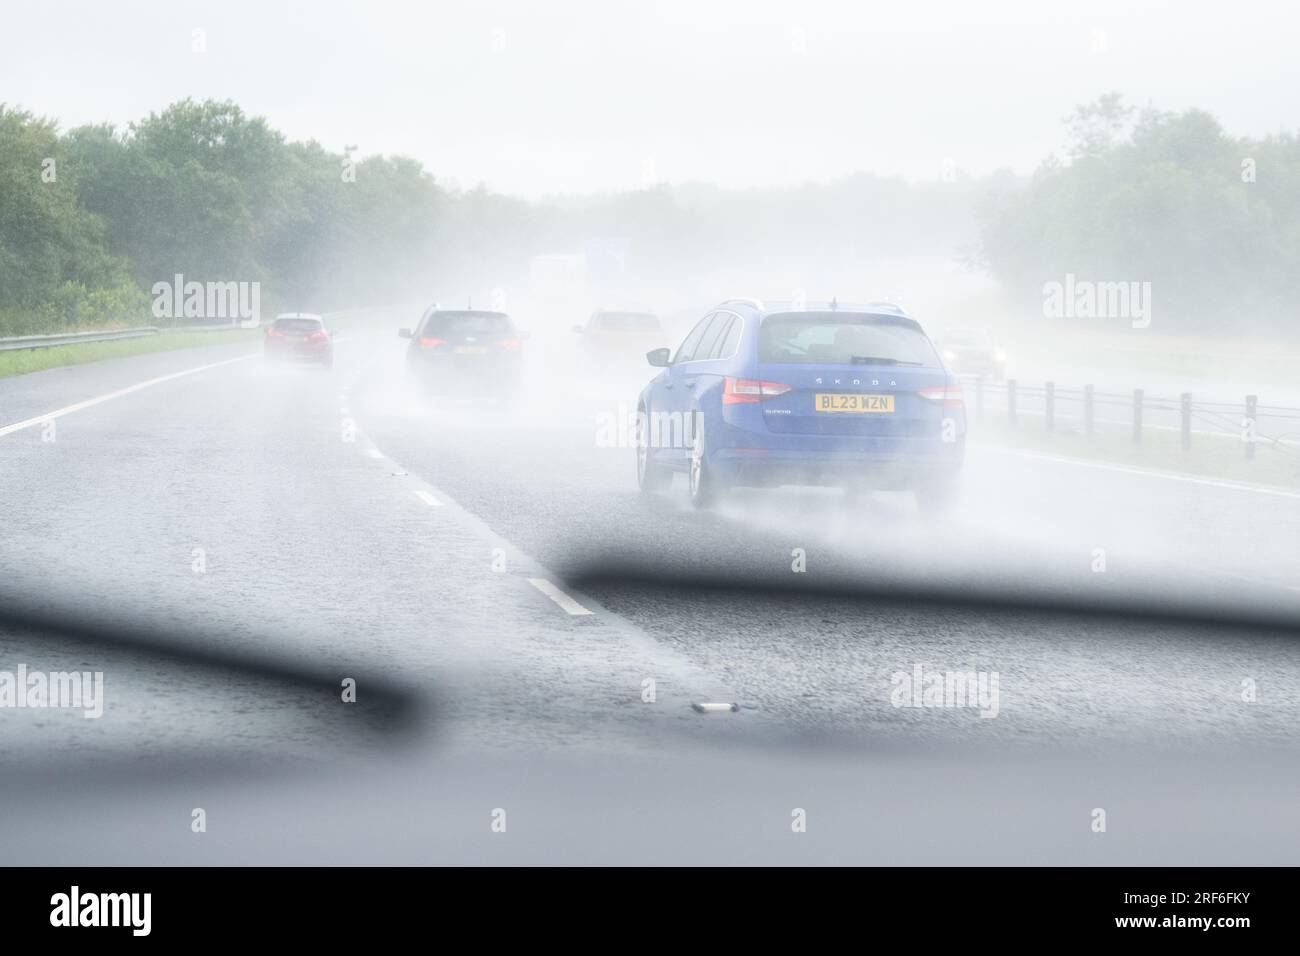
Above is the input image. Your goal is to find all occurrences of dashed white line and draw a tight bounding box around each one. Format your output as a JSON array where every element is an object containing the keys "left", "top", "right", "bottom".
[
  {"left": 692, "top": 702, "right": 739, "bottom": 714},
  {"left": 413, "top": 489, "right": 442, "bottom": 507},
  {"left": 0, "top": 354, "right": 254, "bottom": 439},
  {"left": 361, "top": 433, "right": 743, "bottom": 706},
  {"left": 527, "top": 578, "right": 594, "bottom": 616}
]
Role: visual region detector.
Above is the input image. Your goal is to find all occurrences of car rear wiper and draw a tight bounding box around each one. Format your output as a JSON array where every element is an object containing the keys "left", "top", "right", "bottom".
[{"left": 848, "top": 355, "right": 924, "bottom": 366}]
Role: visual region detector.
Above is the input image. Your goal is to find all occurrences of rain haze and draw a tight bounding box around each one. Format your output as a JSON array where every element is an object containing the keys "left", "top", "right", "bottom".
[
  {"left": 5, "top": 0, "right": 1299, "bottom": 194},
  {"left": 1, "top": 0, "right": 1299, "bottom": 896}
]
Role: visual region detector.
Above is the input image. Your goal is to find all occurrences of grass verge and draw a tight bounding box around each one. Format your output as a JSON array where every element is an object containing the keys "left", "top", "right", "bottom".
[
  {"left": 973, "top": 415, "right": 1300, "bottom": 489},
  {"left": 0, "top": 330, "right": 258, "bottom": 380}
]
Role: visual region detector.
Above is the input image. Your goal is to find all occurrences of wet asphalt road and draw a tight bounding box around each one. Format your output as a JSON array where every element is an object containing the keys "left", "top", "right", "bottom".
[
  {"left": 3, "top": 314, "right": 1300, "bottom": 862},
  {"left": 4, "top": 320, "right": 1300, "bottom": 755},
  {"left": 353, "top": 332, "right": 1300, "bottom": 750},
  {"left": 0, "top": 329, "right": 744, "bottom": 764}
]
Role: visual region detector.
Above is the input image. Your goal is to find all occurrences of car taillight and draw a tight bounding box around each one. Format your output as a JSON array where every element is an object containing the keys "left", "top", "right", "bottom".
[
  {"left": 419, "top": 337, "right": 447, "bottom": 347},
  {"left": 723, "top": 377, "right": 792, "bottom": 404},
  {"left": 307, "top": 331, "right": 328, "bottom": 342},
  {"left": 496, "top": 338, "right": 521, "bottom": 349},
  {"left": 918, "top": 385, "right": 965, "bottom": 406},
  {"left": 266, "top": 328, "right": 281, "bottom": 337}
]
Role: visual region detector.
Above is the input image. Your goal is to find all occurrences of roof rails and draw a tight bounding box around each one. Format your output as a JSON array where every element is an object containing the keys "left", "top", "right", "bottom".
[{"left": 714, "top": 298, "right": 907, "bottom": 315}]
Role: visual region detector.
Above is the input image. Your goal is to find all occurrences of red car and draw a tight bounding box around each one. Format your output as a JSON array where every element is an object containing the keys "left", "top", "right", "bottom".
[{"left": 264, "top": 313, "right": 333, "bottom": 368}]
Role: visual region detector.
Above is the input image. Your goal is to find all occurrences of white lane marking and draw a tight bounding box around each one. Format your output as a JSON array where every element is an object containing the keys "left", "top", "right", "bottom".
[
  {"left": 364, "top": 448, "right": 384, "bottom": 459},
  {"left": 976, "top": 445, "right": 1300, "bottom": 500},
  {"left": 413, "top": 489, "right": 442, "bottom": 507},
  {"left": 527, "top": 577, "right": 594, "bottom": 616},
  {"left": 692, "top": 702, "right": 739, "bottom": 713},
  {"left": 0, "top": 354, "right": 254, "bottom": 439},
  {"left": 358, "top": 427, "right": 744, "bottom": 709}
]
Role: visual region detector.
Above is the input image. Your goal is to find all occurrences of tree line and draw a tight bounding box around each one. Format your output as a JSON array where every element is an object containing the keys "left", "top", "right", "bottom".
[
  {"left": 0, "top": 95, "right": 1294, "bottom": 336},
  {"left": 974, "top": 93, "right": 1300, "bottom": 332}
]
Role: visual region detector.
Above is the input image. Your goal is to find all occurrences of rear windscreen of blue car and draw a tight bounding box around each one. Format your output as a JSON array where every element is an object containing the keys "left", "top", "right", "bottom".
[
  {"left": 758, "top": 313, "right": 939, "bottom": 366},
  {"left": 421, "top": 312, "right": 513, "bottom": 335}
]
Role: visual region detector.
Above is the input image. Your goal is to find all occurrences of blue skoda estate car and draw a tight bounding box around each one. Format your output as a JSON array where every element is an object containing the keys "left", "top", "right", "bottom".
[{"left": 635, "top": 299, "right": 965, "bottom": 509}]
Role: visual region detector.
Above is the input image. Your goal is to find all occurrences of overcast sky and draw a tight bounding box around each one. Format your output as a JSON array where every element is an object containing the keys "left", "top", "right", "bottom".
[{"left": 4, "top": 0, "right": 1297, "bottom": 197}]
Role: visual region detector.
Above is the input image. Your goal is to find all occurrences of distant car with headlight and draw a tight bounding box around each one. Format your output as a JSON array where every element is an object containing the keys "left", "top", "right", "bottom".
[
  {"left": 573, "top": 310, "right": 664, "bottom": 364},
  {"left": 937, "top": 328, "right": 1005, "bottom": 380}
]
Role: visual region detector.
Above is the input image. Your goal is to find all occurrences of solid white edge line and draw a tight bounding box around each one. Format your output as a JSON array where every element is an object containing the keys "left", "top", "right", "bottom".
[
  {"left": 413, "top": 489, "right": 442, "bottom": 507},
  {"left": 975, "top": 444, "right": 1300, "bottom": 500},
  {"left": 527, "top": 578, "right": 594, "bottom": 616},
  {"left": 0, "top": 354, "right": 254, "bottom": 438}
]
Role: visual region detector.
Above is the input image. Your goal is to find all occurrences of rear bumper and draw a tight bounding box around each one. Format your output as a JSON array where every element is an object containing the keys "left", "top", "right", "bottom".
[
  {"left": 712, "top": 443, "right": 964, "bottom": 489},
  {"left": 405, "top": 352, "right": 522, "bottom": 389},
  {"left": 265, "top": 342, "right": 331, "bottom": 362},
  {"left": 578, "top": 337, "right": 663, "bottom": 359},
  {"left": 706, "top": 406, "right": 965, "bottom": 488}
]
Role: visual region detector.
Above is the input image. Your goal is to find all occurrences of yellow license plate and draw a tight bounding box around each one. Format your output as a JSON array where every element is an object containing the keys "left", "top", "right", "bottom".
[
  {"left": 454, "top": 345, "right": 488, "bottom": 354},
  {"left": 814, "top": 393, "right": 895, "bottom": 413}
]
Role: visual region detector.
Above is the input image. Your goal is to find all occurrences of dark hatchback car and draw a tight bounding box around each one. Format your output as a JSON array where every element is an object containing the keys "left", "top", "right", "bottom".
[
  {"left": 264, "top": 313, "right": 333, "bottom": 367},
  {"left": 399, "top": 308, "right": 524, "bottom": 393}
]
